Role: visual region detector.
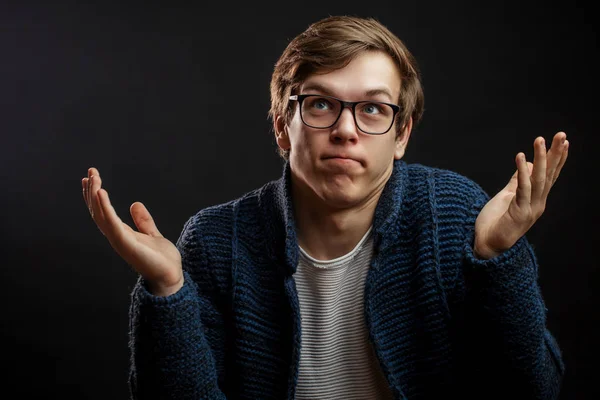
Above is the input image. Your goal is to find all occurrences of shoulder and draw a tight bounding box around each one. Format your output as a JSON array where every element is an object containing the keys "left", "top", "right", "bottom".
[
  {"left": 173, "top": 181, "right": 275, "bottom": 291},
  {"left": 404, "top": 162, "right": 490, "bottom": 206},
  {"left": 176, "top": 180, "right": 276, "bottom": 251}
]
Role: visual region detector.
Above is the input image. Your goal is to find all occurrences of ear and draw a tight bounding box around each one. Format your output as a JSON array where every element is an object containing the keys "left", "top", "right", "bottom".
[
  {"left": 394, "top": 117, "right": 413, "bottom": 160},
  {"left": 274, "top": 115, "right": 291, "bottom": 151}
]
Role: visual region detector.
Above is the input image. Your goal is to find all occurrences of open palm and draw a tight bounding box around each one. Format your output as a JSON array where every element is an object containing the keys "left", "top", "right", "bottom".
[
  {"left": 82, "top": 167, "right": 183, "bottom": 296},
  {"left": 474, "top": 132, "right": 569, "bottom": 259}
]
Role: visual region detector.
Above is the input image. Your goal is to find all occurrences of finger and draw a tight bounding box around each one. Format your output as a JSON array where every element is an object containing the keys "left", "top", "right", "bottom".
[
  {"left": 544, "top": 139, "right": 569, "bottom": 198},
  {"left": 92, "top": 178, "right": 106, "bottom": 222},
  {"left": 87, "top": 176, "right": 91, "bottom": 213},
  {"left": 504, "top": 168, "right": 519, "bottom": 193},
  {"left": 552, "top": 139, "right": 569, "bottom": 182},
  {"left": 89, "top": 172, "right": 104, "bottom": 221},
  {"left": 130, "top": 202, "right": 163, "bottom": 237},
  {"left": 88, "top": 175, "right": 96, "bottom": 219},
  {"left": 87, "top": 167, "right": 95, "bottom": 214},
  {"left": 531, "top": 136, "right": 547, "bottom": 205},
  {"left": 97, "top": 188, "right": 126, "bottom": 238},
  {"left": 82, "top": 177, "right": 89, "bottom": 207},
  {"left": 546, "top": 132, "right": 567, "bottom": 182},
  {"left": 515, "top": 152, "right": 532, "bottom": 208}
]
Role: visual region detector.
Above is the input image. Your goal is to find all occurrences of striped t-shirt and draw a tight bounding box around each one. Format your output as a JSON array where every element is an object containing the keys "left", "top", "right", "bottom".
[{"left": 293, "top": 226, "right": 394, "bottom": 399}]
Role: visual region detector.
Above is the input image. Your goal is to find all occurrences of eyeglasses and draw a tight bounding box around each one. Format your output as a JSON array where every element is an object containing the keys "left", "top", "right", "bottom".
[{"left": 289, "top": 94, "right": 401, "bottom": 135}]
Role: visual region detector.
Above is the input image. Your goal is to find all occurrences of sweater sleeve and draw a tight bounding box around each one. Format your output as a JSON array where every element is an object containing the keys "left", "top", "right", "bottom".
[
  {"left": 127, "top": 214, "right": 229, "bottom": 400},
  {"left": 454, "top": 188, "right": 565, "bottom": 399}
]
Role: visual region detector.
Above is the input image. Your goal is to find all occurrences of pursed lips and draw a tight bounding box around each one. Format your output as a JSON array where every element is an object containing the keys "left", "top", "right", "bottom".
[{"left": 322, "top": 155, "right": 364, "bottom": 166}]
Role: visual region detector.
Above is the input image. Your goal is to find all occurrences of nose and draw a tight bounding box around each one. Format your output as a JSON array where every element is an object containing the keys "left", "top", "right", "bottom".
[{"left": 330, "top": 106, "right": 359, "bottom": 144}]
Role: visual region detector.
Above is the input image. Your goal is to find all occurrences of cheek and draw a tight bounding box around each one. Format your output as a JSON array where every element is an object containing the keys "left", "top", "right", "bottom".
[
  {"left": 288, "top": 109, "right": 303, "bottom": 131},
  {"left": 371, "top": 136, "right": 398, "bottom": 157},
  {"left": 288, "top": 130, "right": 303, "bottom": 151},
  {"left": 288, "top": 122, "right": 318, "bottom": 154}
]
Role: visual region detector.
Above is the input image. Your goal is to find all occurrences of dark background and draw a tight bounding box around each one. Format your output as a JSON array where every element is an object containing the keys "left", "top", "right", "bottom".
[{"left": 1, "top": 1, "right": 597, "bottom": 399}]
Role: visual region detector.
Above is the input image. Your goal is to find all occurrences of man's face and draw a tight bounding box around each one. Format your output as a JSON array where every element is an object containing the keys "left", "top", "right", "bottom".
[{"left": 276, "top": 50, "right": 411, "bottom": 210}]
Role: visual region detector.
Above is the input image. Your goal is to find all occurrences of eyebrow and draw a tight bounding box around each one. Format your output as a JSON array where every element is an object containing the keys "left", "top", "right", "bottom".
[{"left": 301, "top": 82, "right": 395, "bottom": 103}]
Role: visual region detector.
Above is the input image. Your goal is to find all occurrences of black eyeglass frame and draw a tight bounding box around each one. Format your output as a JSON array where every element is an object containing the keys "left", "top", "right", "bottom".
[{"left": 289, "top": 94, "right": 401, "bottom": 135}]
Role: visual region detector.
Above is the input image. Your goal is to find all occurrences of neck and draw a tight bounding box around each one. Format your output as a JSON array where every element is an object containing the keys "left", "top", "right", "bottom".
[{"left": 292, "top": 180, "right": 384, "bottom": 261}]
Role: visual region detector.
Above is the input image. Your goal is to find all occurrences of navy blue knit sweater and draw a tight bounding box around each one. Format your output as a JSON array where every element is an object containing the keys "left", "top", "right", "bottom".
[{"left": 128, "top": 160, "right": 565, "bottom": 399}]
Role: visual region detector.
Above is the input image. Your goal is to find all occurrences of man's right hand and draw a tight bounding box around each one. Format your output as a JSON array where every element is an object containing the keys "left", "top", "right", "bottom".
[{"left": 82, "top": 167, "right": 184, "bottom": 297}]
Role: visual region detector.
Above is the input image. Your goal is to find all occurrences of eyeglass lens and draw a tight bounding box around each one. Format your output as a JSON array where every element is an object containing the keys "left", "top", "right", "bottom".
[{"left": 301, "top": 96, "right": 395, "bottom": 134}]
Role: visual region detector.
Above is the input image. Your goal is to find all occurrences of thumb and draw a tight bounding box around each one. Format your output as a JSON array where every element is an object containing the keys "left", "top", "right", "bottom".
[
  {"left": 130, "top": 202, "right": 163, "bottom": 237},
  {"left": 504, "top": 168, "right": 519, "bottom": 193}
]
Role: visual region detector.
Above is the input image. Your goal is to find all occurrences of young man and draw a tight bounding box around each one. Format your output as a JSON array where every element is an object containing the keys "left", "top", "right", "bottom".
[{"left": 82, "top": 16, "right": 568, "bottom": 400}]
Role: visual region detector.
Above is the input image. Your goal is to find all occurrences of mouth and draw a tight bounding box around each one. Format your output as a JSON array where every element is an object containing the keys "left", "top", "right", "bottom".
[{"left": 322, "top": 155, "right": 363, "bottom": 167}]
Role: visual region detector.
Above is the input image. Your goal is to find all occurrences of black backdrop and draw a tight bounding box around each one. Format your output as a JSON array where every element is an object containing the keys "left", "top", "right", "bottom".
[{"left": 1, "top": 1, "right": 597, "bottom": 399}]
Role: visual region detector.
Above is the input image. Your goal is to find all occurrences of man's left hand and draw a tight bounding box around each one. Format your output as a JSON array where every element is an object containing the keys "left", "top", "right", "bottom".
[{"left": 473, "top": 131, "right": 570, "bottom": 260}]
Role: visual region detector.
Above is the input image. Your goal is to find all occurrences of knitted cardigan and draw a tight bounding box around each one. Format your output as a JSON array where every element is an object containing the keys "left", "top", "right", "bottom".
[{"left": 128, "top": 159, "right": 565, "bottom": 399}]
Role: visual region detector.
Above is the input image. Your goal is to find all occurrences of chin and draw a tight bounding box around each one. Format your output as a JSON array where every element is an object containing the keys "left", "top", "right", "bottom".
[{"left": 319, "top": 183, "right": 363, "bottom": 209}]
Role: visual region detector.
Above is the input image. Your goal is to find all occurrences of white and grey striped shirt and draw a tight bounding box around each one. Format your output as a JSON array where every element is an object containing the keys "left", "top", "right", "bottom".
[{"left": 294, "top": 227, "right": 394, "bottom": 399}]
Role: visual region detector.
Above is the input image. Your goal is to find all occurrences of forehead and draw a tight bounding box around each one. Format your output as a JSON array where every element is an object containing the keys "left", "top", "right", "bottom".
[{"left": 300, "top": 51, "right": 401, "bottom": 102}]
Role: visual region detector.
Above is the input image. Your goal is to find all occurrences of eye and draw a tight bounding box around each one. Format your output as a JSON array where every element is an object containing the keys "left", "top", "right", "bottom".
[
  {"left": 362, "top": 103, "right": 382, "bottom": 115},
  {"left": 312, "top": 98, "right": 332, "bottom": 110}
]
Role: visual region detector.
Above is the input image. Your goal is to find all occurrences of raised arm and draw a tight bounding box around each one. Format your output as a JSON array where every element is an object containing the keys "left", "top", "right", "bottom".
[
  {"left": 450, "top": 132, "right": 568, "bottom": 398},
  {"left": 456, "top": 191, "right": 565, "bottom": 399},
  {"left": 82, "top": 168, "right": 228, "bottom": 399}
]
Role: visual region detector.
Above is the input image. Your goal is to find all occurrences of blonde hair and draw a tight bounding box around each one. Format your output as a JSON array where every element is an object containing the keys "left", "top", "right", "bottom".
[{"left": 269, "top": 15, "right": 425, "bottom": 159}]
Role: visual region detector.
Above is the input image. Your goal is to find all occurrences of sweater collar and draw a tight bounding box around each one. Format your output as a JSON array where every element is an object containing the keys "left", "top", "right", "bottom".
[{"left": 264, "top": 159, "right": 408, "bottom": 276}]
